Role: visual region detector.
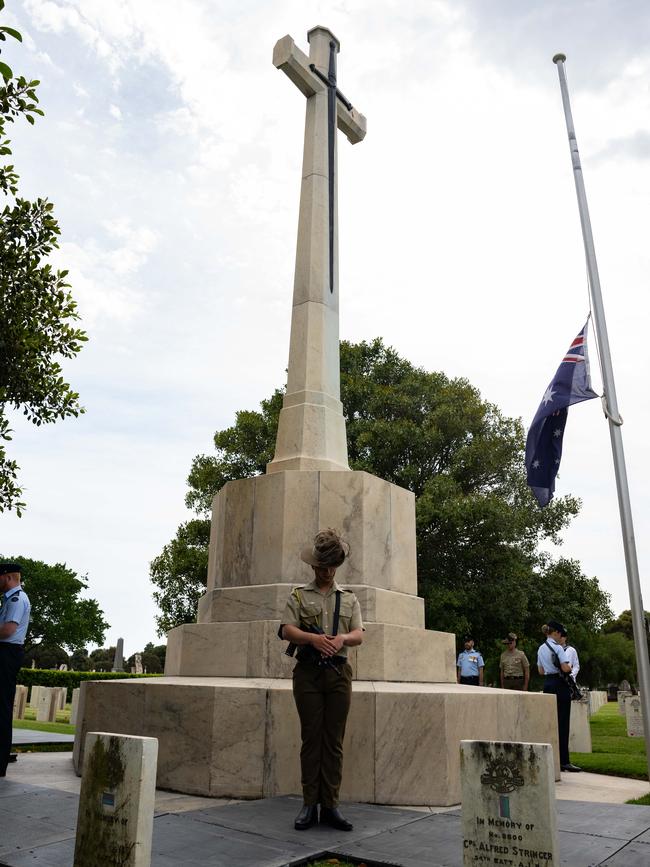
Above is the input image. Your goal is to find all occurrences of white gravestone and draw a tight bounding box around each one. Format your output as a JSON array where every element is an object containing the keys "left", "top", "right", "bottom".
[
  {"left": 71, "top": 688, "right": 81, "bottom": 726},
  {"left": 134, "top": 653, "right": 143, "bottom": 675},
  {"left": 74, "top": 732, "right": 158, "bottom": 867},
  {"left": 461, "top": 740, "right": 559, "bottom": 867},
  {"left": 57, "top": 685, "right": 67, "bottom": 710},
  {"left": 13, "top": 684, "right": 28, "bottom": 719},
  {"left": 29, "top": 684, "right": 42, "bottom": 707},
  {"left": 626, "top": 696, "right": 644, "bottom": 737},
  {"left": 618, "top": 690, "right": 632, "bottom": 715},
  {"left": 568, "top": 698, "right": 592, "bottom": 753},
  {"left": 35, "top": 687, "right": 58, "bottom": 723}
]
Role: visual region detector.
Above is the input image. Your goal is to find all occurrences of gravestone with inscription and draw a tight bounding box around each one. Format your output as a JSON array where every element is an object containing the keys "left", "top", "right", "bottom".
[
  {"left": 461, "top": 740, "right": 559, "bottom": 867},
  {"left": 74, "top": 732, "right": 158, "bottom": 867},
  {"left": 625, "top": 695, "right": 644, "bottom": 737},
  {"left": 36, "top": 687, "right": 58, "bottom": 723},
  {"left": 618, "top": 690, "right": 632, "bottom": 715}
]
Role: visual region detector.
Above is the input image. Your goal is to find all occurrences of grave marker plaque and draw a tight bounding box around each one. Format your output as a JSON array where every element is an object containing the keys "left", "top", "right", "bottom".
[{"left": 461, "top": 740, "right": 559, "bottom": 867}]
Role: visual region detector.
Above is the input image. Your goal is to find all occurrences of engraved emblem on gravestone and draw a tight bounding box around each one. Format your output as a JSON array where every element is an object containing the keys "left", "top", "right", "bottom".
[{"left": 480, "top": 756, "right": 525, "bottom": 794}]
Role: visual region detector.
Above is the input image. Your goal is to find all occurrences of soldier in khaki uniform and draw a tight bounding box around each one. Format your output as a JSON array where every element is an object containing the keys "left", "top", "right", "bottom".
[
  {"left": 499, "top": 632, "right": 530, "bottom": 691},
  {"left": 280, "top": 530, "right": 364, "bottom": 832}
]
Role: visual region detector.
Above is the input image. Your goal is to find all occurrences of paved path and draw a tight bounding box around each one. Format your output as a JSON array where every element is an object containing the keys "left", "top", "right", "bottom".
[
  {"left": 1, "top": 754, "right": 648, "bottom": 866},
  {"left": 12, "top": 728, "right": 74, "bottom": 745}
]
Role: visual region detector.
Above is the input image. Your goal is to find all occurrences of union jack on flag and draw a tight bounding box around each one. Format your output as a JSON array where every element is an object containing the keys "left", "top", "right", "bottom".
[{"left": 525, "top": 320, "right": 598, "bottom": 507}]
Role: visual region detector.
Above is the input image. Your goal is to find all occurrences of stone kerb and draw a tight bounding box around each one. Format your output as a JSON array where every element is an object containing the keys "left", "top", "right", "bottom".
[
  {"left": 205, "top": 470, "right": 417, "bottom": 598},
  {"left": 460, "top": 740, "right": 559, "bottom": 867},
  {"left": 568, "top": 698, "right": 592, "bottom": 753}
]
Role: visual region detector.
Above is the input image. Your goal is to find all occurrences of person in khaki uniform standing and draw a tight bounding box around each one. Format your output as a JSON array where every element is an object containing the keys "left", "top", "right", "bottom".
[
  {"left": 499, "top": 632, "right": 530, "bottom": 691},
  {"left": 280, "top": 530, "right": 363, "bottom": 832}
]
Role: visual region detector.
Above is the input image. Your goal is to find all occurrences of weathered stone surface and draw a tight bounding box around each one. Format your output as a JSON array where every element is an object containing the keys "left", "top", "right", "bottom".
[
  {"left": 12, "top": 684, "right": 27, "bottom": 720},
  {"left": 205, "top": 471, "right": 418, "bottom": 596},
  {"left": 460, "top": 740, "right": 559, "bottom": 866},
  {"left": 35, "top": 687, "right": 58, "bottom": 723},
  {"left": 165, "top": 620, "right": 455, "bottom": 683},
  {"left": 568, "top": 698, "right": 592, "bottom": 753},
  {"left": 618, "top": 690, "right": 632, "bottom": 714},
  {"left": 588, "top": 690, "right": 607, "bottom": 715},
  {"left": 73, "top": 732, "right": 158, "bottom": 867},
  {"left": 71, "top": 688, "right": 81, "bottom": 726},
  {"left": 626, "top": 695, "right": 644, "bottom": 737},
  {"left": 75, "top": 678, "right": 558, "bottom": 806}
]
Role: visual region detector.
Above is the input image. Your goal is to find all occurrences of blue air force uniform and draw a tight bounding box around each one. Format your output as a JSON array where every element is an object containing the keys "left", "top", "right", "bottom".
[
  {"left": 0, "top": 564, "right": 31, "bottom": 776},
  {"left": 537, "top": 620, "right": 577, "bottom": 771},
  {"left": 457, "top": 645, "right": 484, "bottom": 686}
]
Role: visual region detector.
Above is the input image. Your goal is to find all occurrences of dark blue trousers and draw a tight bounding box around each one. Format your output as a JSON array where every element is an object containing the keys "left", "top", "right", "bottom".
[
  {"left": 544, "top": 675, "right": 572, "bottom": 767},
  {"left": 0, "top": 643, "right": 23, "bottom": 775}
]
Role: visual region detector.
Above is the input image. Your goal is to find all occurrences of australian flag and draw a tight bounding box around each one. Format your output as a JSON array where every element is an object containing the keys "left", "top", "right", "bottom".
[{"left": 526, "top": 320, "right": 598, "bottom": 507}]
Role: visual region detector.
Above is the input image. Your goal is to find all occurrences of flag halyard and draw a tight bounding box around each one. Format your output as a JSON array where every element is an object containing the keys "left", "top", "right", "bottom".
[{"left": 525, "top": 320, "right": 598, "bottom": 507}]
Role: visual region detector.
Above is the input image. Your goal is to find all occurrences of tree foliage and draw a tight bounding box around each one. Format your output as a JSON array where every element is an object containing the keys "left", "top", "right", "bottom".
[
  {"left": 2, "top": 554, "right": 109, "bottom": 652},
  {"left": 0, "top": 4, "right": 86, "bottom": 514}
]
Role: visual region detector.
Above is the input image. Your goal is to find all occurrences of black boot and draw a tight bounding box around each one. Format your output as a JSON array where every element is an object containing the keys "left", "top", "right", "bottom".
[
  {"left": 294, "top": 803, "right": 319, "bottom": 830},
  {"left": 320, "top": 806, "right": 353, "bottom": 831}
]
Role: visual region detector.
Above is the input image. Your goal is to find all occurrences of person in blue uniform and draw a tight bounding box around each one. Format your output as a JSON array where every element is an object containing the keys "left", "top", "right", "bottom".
[
  {"left": 0, "top": 562, "right": 31, "bottom": 777},
  {"left": 537, "top": 620, "right": 581, "bottom": 773},
  {"left": 456, "top": 635, "right": 484, "bottom": 686}
]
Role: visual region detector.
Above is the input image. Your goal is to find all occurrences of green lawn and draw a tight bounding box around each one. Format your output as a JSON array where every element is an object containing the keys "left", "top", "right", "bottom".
[
  {"left": 13, "top": 719, "right": 75, "bottom": 736},
  {"left": 569, "top": 701, "right": 650, "bottom": 805}
]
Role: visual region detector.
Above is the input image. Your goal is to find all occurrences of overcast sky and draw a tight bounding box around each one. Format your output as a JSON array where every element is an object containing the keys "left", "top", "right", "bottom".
[{"left": 2, "top": 0, "right": 649, "bottom": 657}]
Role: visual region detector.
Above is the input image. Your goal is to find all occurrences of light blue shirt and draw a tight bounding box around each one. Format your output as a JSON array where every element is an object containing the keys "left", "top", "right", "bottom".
[
  {"left": 0, "top": 585, "right": 30, "bottom": 645},
  {"left": 457, "top": 649, "right": 484, "bottom": 677},
  {"left": 537, "top": 637, "right": 570, "bottom": 674}
]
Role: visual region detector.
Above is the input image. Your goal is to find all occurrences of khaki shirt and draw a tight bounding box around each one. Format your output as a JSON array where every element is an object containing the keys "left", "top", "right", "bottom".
[
  {"left": 280, "top": 579, "right": 364, "bottom": 660},
  {"left": 500, "top": 648, "right": 529, "bottom": 678}
]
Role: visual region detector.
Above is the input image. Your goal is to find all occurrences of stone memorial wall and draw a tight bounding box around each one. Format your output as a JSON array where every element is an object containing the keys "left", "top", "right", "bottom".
[{"left": 461, "top": 740, "right": 559, "bottom": 867}]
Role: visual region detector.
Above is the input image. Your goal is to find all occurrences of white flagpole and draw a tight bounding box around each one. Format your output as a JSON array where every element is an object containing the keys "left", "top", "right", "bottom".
[{"left": 553, "top": 53, "right": 650, "bottom": 777}]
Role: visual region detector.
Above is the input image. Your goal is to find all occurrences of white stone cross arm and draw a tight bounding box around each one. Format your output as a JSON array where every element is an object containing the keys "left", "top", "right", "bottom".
[{"left": 273, "top": 34, "right": 367, "bottom": 144}]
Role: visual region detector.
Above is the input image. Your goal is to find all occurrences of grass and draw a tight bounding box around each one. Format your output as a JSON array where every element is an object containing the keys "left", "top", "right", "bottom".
[
  {"left": 13, "top": 719, "right": 75, "bottom": 735},
  {"left": 570, "top": 702, "right": 648, "bottom": 781}
]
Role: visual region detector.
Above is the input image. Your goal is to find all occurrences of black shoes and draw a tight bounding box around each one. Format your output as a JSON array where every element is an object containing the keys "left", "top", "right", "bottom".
[
  {"left": 320, "top": 806, "right": 353, "bottom": 831},
  {"left": 294, "top": 804, "right": 318, "bottom": 830},
  {"left": 561, "top": 763, "right": 582, "bottom": 772}
]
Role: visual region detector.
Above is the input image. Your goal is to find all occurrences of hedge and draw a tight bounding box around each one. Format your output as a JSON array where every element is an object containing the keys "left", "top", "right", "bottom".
[{"left": 17, "top": 668, "right": 163, "bottom": 702}]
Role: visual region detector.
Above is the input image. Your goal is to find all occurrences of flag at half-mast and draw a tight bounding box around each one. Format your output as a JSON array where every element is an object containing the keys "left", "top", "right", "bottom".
[{"left": 526, "top": 320, "right": 598, "bottom": 507}]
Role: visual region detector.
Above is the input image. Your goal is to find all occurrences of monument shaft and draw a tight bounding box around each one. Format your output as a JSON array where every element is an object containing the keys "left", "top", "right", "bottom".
[{"left": 268, "top": 27, "right": 366, "bottom": 473}]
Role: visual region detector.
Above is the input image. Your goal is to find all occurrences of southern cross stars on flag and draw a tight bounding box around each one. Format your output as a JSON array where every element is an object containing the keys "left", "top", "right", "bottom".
[{"left": 525, "top": 320, "right": 599, "bottom": 507}]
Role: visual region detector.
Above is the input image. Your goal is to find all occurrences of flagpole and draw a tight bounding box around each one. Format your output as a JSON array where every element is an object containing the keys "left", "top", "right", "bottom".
[{"left": 553, "top": 53, "right": 650, "bottom": 778}]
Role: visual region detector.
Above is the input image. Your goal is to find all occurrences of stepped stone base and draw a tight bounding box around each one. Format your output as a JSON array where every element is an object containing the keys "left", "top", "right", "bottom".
[
  {"left": 165, "top": 621, "right": 455, "bottom": 682},
  {"left": 73, "top": 677, "right": 559, "bottom": 806}
]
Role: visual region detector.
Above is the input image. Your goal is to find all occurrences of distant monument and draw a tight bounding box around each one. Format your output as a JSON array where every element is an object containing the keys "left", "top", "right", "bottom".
[
  {"left": 74, "top": 26, "right": 557, "bottom": 805},
  {"left": 111, "top": 638, "right": 124, "bottom": 672}
]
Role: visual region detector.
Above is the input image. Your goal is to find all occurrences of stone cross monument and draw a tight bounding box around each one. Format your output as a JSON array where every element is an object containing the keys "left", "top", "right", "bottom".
[
  {"left": 268, "top": 27, "right": 366, "bottom": 474},
  {"left": 74, "top": 27, "right": 558, "bottom": 807}
]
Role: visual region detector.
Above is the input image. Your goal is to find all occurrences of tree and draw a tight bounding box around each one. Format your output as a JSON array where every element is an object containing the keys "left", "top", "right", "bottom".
[
  {"left": 0, "top": 3, "right": 86, "bottom": 514},
  {"left": 70, "top": 647, "right": 91, "bottom": 671},
  {"left": 23, "top": 643, "right": 68, "bottom": 669},
  {"left": 1, "top": 555, "right": 109, "bottom": 652},
  {"left": 151, "top": 339, "right": 589, "bottom": 644},
  {"left": 89, "top": 646, "right": 115, "bottom": 672}
]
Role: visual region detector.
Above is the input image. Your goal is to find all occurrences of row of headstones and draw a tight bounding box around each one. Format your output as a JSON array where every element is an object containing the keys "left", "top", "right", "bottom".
[
  {"left": 13, "top": 685, "right": 82, "bottom": 725},
  {"left": 588, "top": 689, "right": 607, "bottom": 714},
  {"left": 619, "top": 691, "right": 644, "bottom": 737}
]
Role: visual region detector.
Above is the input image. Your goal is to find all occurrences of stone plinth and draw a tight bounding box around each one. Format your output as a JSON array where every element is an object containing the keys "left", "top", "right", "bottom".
[
  {"left": 74, "top": 678, "right": 559, "bottom": 806},
  {"left": 460, "top": 740, "right": 559, "bottom": 866},
  {"left": 74, "top": 732, "right": 157, "bottom": 867},
  {"left": 165, "top": 620, "right": 455, "bottom": 683},
  {"left": 568, "top": 699, "right": 592, "bottom": 753},
  {"left": 206, "top": 471, "right": 417, "bottom": 596}
]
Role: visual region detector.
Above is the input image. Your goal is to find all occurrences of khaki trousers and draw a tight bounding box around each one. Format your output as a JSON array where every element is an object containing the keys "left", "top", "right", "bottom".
[
  {"left": 502, "top": 677, "right": 525, "bottom": 690},
  {"left": 292, "top": 659, "right": 352, "bottom": 808}
]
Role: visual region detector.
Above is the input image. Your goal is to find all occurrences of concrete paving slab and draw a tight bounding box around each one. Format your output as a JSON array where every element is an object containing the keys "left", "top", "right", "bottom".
[
  {"left": 11, "top": 728, "right": 74, "bottom": 744},
  {"left": 555, "top": 770, "right": 650, "bottom": 803},
  {"left": 601, "top": 840, "right": 650, "bottom": 865},
  {"left": 557, "top": 800, "right": 650, "bottom": 840}
]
